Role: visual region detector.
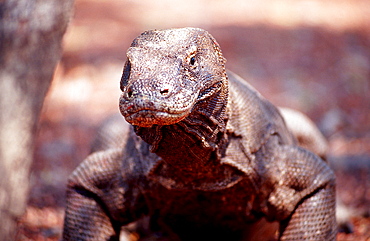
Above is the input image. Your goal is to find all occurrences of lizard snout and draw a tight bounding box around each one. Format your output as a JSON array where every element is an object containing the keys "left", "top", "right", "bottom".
[
  {"left": 124, "top": 81, "right": 174, "bottom": 101},
  {"left": 119, "top": 77, "right": 196, "bottom": 127}
]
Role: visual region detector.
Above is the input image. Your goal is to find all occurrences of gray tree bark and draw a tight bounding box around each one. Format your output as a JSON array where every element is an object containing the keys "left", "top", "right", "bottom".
[{"left": 0, "top": 0, "right": 74, "bottom": 240}]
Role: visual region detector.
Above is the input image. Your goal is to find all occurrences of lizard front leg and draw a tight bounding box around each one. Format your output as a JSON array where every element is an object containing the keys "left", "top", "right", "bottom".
[
  {"left": 265, "top": 145, "right": 336, "bottom": 240},
  {"left": 279, "top": 182, "right": 336, "bottom": 240},
  {"left": 63, "top": 148, "right": 142, "bottom": 241}
]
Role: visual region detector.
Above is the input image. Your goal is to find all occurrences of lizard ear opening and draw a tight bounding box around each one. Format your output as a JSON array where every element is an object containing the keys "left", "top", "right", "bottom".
[{"left": 120, "top": 59, "right": 131, "bottom": 91}]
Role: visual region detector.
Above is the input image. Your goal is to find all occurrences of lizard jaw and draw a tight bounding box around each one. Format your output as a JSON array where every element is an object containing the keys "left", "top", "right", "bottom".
[
  {"left": 120, "top": 80, "right": 223, "bottom": 127},
  {"left": 123, "top": 109, "right": 190, "bottom": 127},
  {"left": 119, "top": 94, "right": 195, "bottom": 127}
]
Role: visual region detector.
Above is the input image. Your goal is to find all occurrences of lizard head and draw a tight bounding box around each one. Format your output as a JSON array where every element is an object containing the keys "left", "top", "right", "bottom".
[{"left": 119, "top": 27, "right": 228, "bottom": 128}]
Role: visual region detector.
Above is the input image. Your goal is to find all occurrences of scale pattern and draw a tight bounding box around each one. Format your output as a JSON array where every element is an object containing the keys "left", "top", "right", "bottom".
[{"left": 63, "top": 27, "right": 336, "bottom": 241}]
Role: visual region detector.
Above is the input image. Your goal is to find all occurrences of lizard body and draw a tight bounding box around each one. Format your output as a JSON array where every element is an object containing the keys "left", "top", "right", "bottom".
[{"left": 63, "top": 27, "right": 336, "bottom": 240}]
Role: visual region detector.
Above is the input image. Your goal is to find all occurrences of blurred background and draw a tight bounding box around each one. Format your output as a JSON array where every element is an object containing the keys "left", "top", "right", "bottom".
[{"left": 17, "top": 0, "right": 369, "bottom": 240}]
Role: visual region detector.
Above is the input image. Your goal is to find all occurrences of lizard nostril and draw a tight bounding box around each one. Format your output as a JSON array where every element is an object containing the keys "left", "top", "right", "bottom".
[
  {"left": 127, "top": 87, "right": 133, "bottom": 98},
  {"left": 160, "top": 89, "right": 169, "bottom": 95}
]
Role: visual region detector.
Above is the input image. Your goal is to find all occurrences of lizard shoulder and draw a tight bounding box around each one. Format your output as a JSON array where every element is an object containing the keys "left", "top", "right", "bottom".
[{"left": 224, "top": 71, "right": 295, "bottom": 163}]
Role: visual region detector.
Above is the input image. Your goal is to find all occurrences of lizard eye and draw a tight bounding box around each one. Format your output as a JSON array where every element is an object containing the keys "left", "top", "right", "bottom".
[
  {"left": 190, "top": 56, "right": 196, "bottom": 65},
  {"left": 120, "top": 59, "right": 131, "bottom": 91}
]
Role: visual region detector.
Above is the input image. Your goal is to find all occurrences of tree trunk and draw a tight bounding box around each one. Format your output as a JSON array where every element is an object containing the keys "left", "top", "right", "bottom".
[{"left": 0, "top": 0, "right": 74, "bottom": 240}]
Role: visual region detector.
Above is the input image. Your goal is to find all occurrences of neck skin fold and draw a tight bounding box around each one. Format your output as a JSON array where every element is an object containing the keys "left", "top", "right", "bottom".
[{"left": 134, "top": 77, "right": 229, "bottom": 174}]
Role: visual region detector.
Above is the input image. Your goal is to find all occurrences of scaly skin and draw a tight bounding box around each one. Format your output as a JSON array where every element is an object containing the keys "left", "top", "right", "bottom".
[{"left": 63, "top": 27, "right": 336, "bottom": 241}]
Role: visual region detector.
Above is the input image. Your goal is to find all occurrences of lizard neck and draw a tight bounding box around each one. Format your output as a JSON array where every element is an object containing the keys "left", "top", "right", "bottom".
[{"left": 134, "top": 78, "right": 229, "bottom": 173}]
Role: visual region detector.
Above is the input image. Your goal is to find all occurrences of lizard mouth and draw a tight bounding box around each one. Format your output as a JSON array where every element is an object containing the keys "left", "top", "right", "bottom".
[
  {"left": 122, "top": 108, "right": 191, "bottom": 127},
  {"left": 120, "top": 95, "right": 195, "bottom": 127},
  {"left": 120, "top": 81, "right": 223, "bottom": 127}
]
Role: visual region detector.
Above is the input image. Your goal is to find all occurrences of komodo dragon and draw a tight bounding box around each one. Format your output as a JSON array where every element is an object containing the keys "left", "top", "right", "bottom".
[{"left": 63, "top": 27, "right": 336, "bottom": 240}]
